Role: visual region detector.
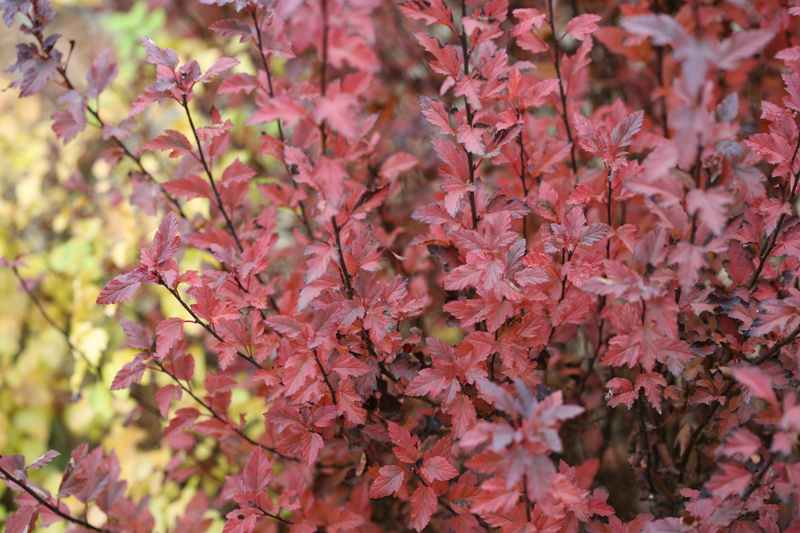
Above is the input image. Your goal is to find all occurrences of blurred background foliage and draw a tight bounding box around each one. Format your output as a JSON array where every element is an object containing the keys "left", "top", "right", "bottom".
[{"left": 0, "top": 2, "right": 264, "bottom": 531}]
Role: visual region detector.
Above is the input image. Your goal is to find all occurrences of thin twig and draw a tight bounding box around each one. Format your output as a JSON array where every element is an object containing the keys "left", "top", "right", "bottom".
[
  {"left": 152, "top": 358, "right": 293, "bottom": 460},
  {"left": 536, "top": 249, "right": 574, "bottom": 369},
  {"left": 319, "top": 0, "right": 329, "bottom": 155},
  {"left": 522, "top": 474, "right": 532, "bottom": 522},
  {"left": 313, "top": 349, "right": 338, "bottom": 405},
  {"left": 517, "top": 108, "right": 529, "bottom": 246},
  {"left": 248, "top": 7, "right": 313, "bottom": 236},
  {"left": 741, "top": 454, "right": 774, "bottom": 502},
  {"left": 11, "top": 266, "right": 102, "bottom": 376},
  {"left": 0, "top": 459, "right": 111, "bottom": 533},
  {"left": 250, "top": 503, "right": 295, "bottom": 525},
  {"left": 332, "top": 218, "right": 354, "bottom": 299},
  {"left": 546, "top": 0, "right": 577, "bottom": 173},
  {"left": 181, "top": 95, "right": 244, "bottom": 252},
  {"left": 749, "top": 135, "right": 800, "bottom": 288},
  {"left": 638, "top": 388, "right": 657, "bottom": 495},
  {"left": 679, "top": 322, "right": 800, "bottom": 471},
  {"left": 157, "top": 275, "right": 263, "bottom": 369},
  {"left": 51, "top": 65, "right": 186, "bottom": 218},
  {"left": 458, "top": 0, "right": 479, "bottom": 229}
]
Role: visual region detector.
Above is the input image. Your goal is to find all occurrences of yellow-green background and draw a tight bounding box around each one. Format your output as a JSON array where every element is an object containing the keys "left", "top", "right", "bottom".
[{"left": 0, "top": 2, "right": 266, "bottom": 531}]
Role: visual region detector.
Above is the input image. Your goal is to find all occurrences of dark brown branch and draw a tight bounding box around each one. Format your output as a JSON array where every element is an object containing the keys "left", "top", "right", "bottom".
[
  {"left": 459, "top": 0, "right": 479, "bottom": 230},
  {"left": 313, "top": 349, "right": 338, "bottom": 405},
  {"left": 546, "top": 0, "right": 577, "bottom": 173},
  {"left": 151, "top": 359, "right": 293, "bottom": 460},
  {"left": 522, "top": 475, "right": 532, "bottom": 522},
  {"left": 0, "top": 460, "right": 110, "bottom": 533},
  {"left": 536, "top": 249, "right": 574, "bottom": 370},
  {"left": 679, "top": 322, "right": 800, "bottom": 472},
  {"left": 517, "top": 108, "right": 529, "bottom": 246},
  {"left": 157, "top": 275, "right": 262, "bottom": 369},
  {"left": 248, "top": 7, "right": 313, "bottom": 236},
  {"left": 638, "top": 388, "right": 657, "bottom": 495},
  {"left": 332, "top": 218, "right": 354, "bottom": 299},
  {"left": 181, "top": 95, "right": 244, "bottom": 252},
  {"left": 250, "top": 503, "right": 295, "bottom": 525},
  {"left": 741, "top": 454, "right": 774, "bottom": 502},
  {"left": 319, "top": 0, "right": 329, "bottom": 155},
  {"left": 749, "top": 134, "right": 800, "bottom": 289}
]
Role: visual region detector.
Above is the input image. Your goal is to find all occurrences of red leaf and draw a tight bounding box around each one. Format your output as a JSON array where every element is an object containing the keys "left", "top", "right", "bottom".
[
  {"left": 635, "top": 372, "right": 667, "bottom": 413},
  {"left": 243, "top": 448, "right": 273, "bottom": 493},
  {"left": 420, "top": 456, "right": 459, "bottom": 484},
  {"left": 446, "top": 394, "right": 478, "bottom": 438},
  {"left": 336, "top": 383, "right": 367, "bottom": 424},
  {"left": 606, "top": 378, "right": 637, "bottom": 409},
  {"left": 86, "top": 47, "right": 118, "bottom": 99},
  {"left": 27, "top": 451, "right": 60, "bottom": 471},
  {"left": 218, "top": 73, "right": 259, "bottom": 94},
  {"left": 97, "top": 269, "right": 145, "bottom": 305},
  {"left": 388, "top": 421, "right": 421, "bottom": 464},
  {"left": 142, "top": 37, "right": 179, "bottom": 68},
  {"left": 415, "top": 33, "right": 461, "bottom": 79},
  {"left": 144, "top": 130, "right": 194, "bottom": 159},
  {"left": 410, "top": 485, "right": 438, "bottom": 532},
  {"left": 731, "top": 365, "right": 778, "bottom": 404},
  {"left": 300, "top": 431, "right": 324, "bottom": 466},
  {"left": 221, "top": 159, "right": 257, "bottom": 184},
  {"left": 195, "top": 123, "right": 232, "bottom": 146},
  {"left": 369, "top": 465, "right": 405, "bottom": 498},
  {"left": 419, "top": 96, "right": 455, "bottom": 136},
  {"left": 10, "top": 50, "right": 61, "bottom": 98},
  {"left": 223, "top": 512, "right": 257, "bottom": 533},
  {"left": 456, "top": 123, "right": 489, "bottom": 156},
  {"left": 120, "top": 318, "right": 153, "bottom": 350},
  {"left": 151, "top": 211, "right": 181, "bottom": 265},
  {"left": 719, "top": 428, "right": 762, "bottom": 459},
  {"left": 326, "top": 507, "right": 365, "bottom": 533},
  {"left": 470, "top": 477, "right": 521, "bottom": 515},
  {"left": 686, "top": 188, "right": 733, "bottom": 236},
  {"left": 155, "top": 317, "right": 184, "bottom": 361},
  {"left": 5, "top": 506, "right": 37, "bottom": 533},
  {"left": 751, "top": 298, "right": 800, "bottom": 336},
  {"left": 705, "top": 461, "right": 752, "bottom": 498},
  {"left": 210, "top": 18, "right": 253, "bottom": 41},
  {"left": 406, "top": 367, "right": 452, "bottom": 400},
  {"left": 512, "top": 8, "right": 547, "bottom": 35},
  {"left": 573, "top": 112, "right": 607, "bottom": 156},
  {"left": 302, "top": 242, "right": 338, "bottom": 285},
  {"left": 315, "top": 92, "right": 360, "bottom": 138},
  {"left": 111, "top": 353, "right": 148, "bottom": 391},
  {"left": 378, "top": 153, "right": 417, "bottom": 182},
  {"left": 724, "top": 240, "right": 755, "bottom": 287},
  {"left": 52, "top": 107, "right": 87, "bottom": 144},
  {"left": 331, "top": 354, "right": 371, "bottom": 379},
  {"left": 129, "top": 88, "right": 168, "bottom": 116},
  {"left": 564, "top": 14, "right": 601, "bottom": 40},
  {"left": 155, "top": 384, "right": 182, "bottom": 418},
  {"left": 620, "top": 14, "right": 685, "bottom": 45},
  {"left": 398, "top": 0, "right": 453, "bottom": 27},
  {"left": 610, "top": 110, "right": 644, "bottom": 148},
  {"left": 163, "top": 175, "right": 211, "bottom": 200},
  {"left": 602, "top": 326, "right": 694, "bottom": 373},
  {"left": 164, "top": 408, "right": 200, "bottom": 439}
]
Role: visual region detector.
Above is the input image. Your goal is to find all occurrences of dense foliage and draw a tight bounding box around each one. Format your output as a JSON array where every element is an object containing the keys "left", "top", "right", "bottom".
[{"left": 4, "top": 0, "right": 800, "bottom": 530}]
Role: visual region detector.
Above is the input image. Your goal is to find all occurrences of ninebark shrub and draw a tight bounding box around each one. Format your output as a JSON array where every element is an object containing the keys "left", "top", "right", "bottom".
[{"left": 3, "top": 0, "right": 800, "bottom": 531}]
